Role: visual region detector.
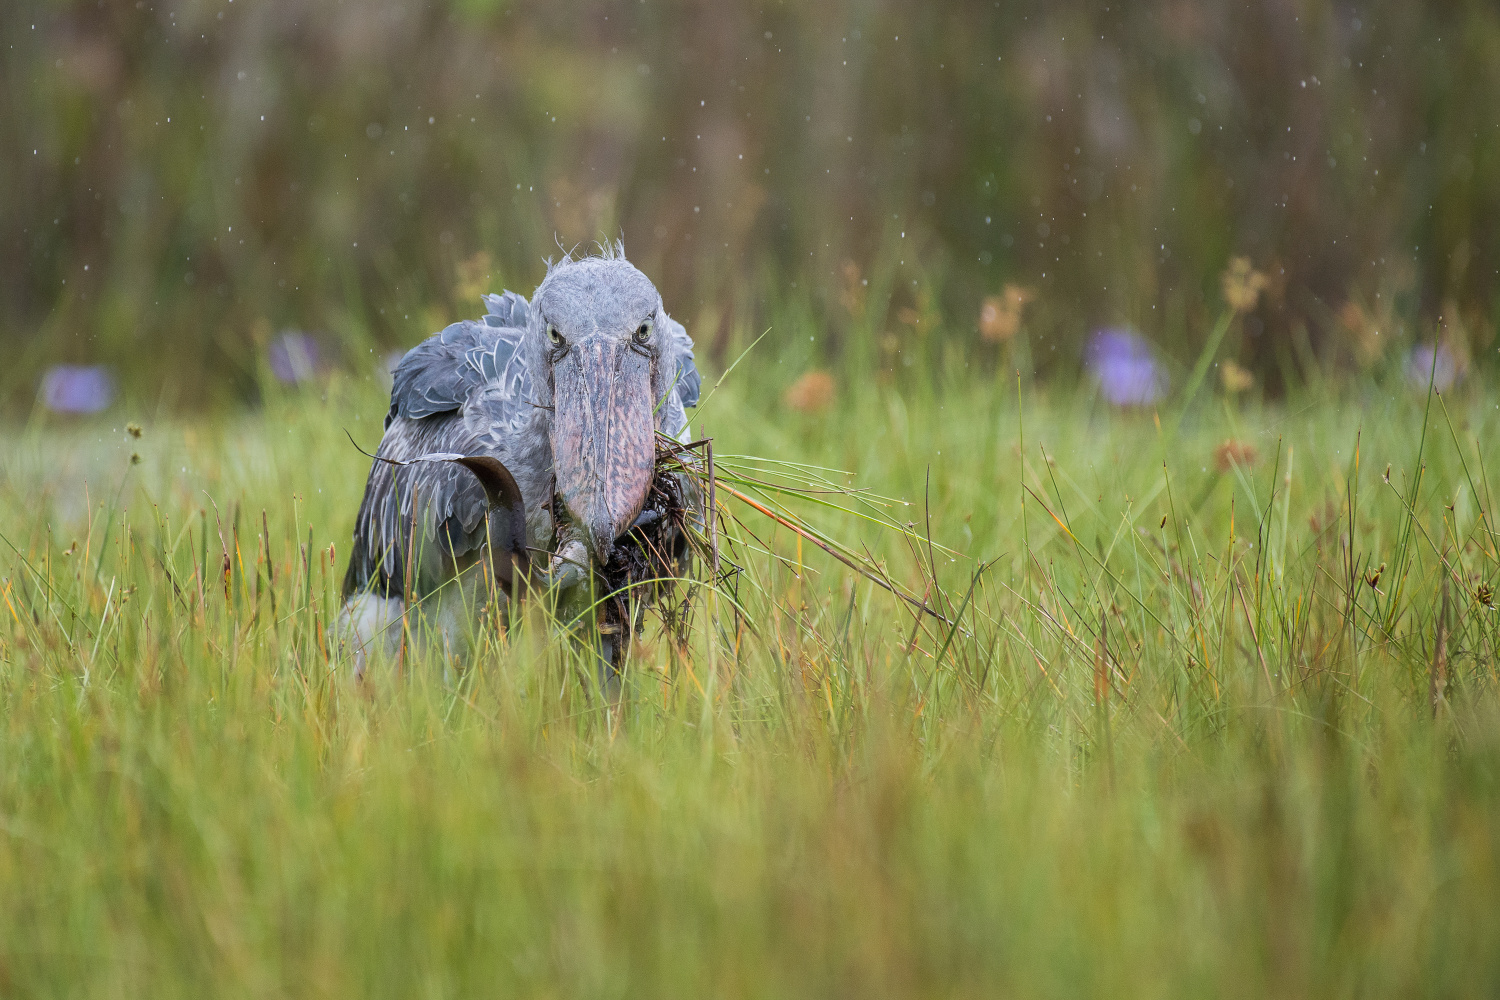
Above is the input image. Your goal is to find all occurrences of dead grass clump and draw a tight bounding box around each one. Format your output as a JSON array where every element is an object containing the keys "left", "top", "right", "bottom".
[{"left": 598, "top": 455, "right": 702, "bottom": 646}]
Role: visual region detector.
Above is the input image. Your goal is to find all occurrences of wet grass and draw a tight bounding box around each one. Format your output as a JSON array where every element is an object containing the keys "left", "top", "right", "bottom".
[{"left": 1, "top": 363, "right": 1498, "bottom": 997}]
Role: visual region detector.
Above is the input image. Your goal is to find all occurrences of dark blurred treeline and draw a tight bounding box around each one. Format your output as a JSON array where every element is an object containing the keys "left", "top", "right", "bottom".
[{"left": 4, "top": 0, "right": 1499, "bottom": 406}]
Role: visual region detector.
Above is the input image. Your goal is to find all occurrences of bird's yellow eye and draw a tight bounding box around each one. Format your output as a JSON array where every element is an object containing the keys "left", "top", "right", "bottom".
[
  {"left": 547, "top": 325, "right": 565, "bottom": 348},
  {"left": 634, "top": 320, "right": 653, "bottom": 345}
]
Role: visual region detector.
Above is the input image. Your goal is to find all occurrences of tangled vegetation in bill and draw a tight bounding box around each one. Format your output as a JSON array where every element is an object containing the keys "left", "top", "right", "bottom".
[{"left": 0, "top": 366, "right": 1498, "bottom": 996}]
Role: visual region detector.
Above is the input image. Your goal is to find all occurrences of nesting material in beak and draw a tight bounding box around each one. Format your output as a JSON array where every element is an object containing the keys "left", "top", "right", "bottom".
[{"left": 550, "top": 336, "right": 656, "bottom": 564}]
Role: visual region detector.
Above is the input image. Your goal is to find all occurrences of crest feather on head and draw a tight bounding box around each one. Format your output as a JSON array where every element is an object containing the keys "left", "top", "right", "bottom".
[{"left": 542, "top": 237, "right": 628, "bottom": 280}]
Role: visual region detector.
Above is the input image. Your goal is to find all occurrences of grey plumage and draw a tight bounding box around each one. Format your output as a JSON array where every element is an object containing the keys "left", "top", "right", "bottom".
[{"left": 342, "top": 248, "right": 699, "bottom": 623}]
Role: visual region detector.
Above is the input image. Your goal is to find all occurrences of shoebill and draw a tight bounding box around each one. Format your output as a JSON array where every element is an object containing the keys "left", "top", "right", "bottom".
[{"left": 340, "top": 243, "right": 700, "bottom": 675}]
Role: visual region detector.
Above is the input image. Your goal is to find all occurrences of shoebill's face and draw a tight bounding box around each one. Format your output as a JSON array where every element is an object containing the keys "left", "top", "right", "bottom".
[{"left": 528, "top": 256, "right": 669, "bottom": 566}]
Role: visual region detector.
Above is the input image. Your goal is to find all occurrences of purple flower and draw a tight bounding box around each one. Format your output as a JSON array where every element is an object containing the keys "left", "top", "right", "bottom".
[
  {"left": 40, "top": 365, "right": 115, "bottom": 414},
  {"left": 1405, "top": 343, "right": 1458, "bottom": 392},
  {"left": 267, "top": 331, "right": 323, "bottom": 384},
  {"left": 1087, "top": 328, "right": 1167, "bottom": 406}
]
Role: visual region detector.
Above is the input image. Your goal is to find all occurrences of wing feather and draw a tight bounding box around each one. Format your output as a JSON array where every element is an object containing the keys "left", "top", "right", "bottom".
[
  {"left": 387, "top": 290, "right": 531, "bottom": 426},
  {"left": 664, "top": 315, "right": 701, "bottom": 409},
  {"left": 481, "top": 290, "right": 531, "bottom": 328},
  {"left": 343, "top": 413, "right": 502, "bottom": 597},
  {"left": 347, "top": 291, "right": 536, "bottom": 598}
]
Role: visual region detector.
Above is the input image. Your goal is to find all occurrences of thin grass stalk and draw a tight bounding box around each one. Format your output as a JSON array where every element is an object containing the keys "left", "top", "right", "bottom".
[{"left": 1431, "top": 572, "right": 1449, "bottom": 717}]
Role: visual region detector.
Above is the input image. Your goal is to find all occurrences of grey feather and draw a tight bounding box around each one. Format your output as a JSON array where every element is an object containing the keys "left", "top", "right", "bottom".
[
  {"left": 664, "top": 315, "right": 701, "bottom": 408},
  {"left": 344, "top": 414, "right": 506, "bottom": 598},
  {"left": 387, "top": 319, "right": 531, "bottom": 429},
  {"left": 387, "top": 320, "right": 489, "bottom": 424},
  {"left": 481, "top": 290, "right": 531, "bottom": 328}
]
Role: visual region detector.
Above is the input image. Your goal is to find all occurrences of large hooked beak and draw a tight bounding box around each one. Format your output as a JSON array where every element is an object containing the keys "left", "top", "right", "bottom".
[{"left": 549, "top": 336, "right": 655, "bottom": 565}]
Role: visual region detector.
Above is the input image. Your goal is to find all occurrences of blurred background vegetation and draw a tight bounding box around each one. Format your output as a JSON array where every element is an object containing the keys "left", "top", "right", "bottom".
[{"left": 4, "top": 0, "right": 1499, "bottom": 408}]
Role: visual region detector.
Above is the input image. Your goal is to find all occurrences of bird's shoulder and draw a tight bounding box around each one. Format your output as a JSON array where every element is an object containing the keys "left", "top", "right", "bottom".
[
  {"left": 663, "top": 314, "right": 701, "bottom": 409},
  {"left": 386, "top": 292, "right": 532, "bottom": 428}
]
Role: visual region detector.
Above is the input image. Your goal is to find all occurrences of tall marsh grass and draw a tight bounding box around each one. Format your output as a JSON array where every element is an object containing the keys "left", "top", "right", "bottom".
[{"left": 1, "top": 362, "right": 1497, "bottom": 996}]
